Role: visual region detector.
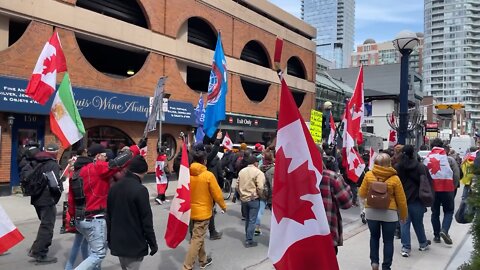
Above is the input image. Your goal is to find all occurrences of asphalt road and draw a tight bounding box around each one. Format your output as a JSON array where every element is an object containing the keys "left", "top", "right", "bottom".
[{"left": 0, "top": 197, "right": 363, "bottom": 270}]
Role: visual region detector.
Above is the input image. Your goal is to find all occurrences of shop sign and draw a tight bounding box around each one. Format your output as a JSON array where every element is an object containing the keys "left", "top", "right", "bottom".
[
  {"left": 0, "top": 75, "right": 195, "bottom": 125},
  {"left": 426, "top": 122, "right": 439, "bottom": 132},
  {"left": 309, "top": 109, "right": 323, "bottom": 143},
  {"left": 222, "top": 113, "right": 277, "bottom": 130}
]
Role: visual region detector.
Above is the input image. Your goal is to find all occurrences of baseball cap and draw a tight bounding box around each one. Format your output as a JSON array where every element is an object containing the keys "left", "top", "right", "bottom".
[{"left": 45, "top": 143, "right": 59, "bottom": 152}]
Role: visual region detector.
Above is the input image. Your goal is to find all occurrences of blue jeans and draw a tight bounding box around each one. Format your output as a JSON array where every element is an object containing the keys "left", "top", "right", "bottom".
[
  {"left": 75, "top": 218, "right": 107, "bottom": 270},
  {"left": 367, "top": 220, "right": 396, "bottom": 270},
  {"left": 65, "top": 233, "right": 89, "bottom": 270},
  {"left": 401, "top": 200, "right": 428, "bottom": 251},
  {"left": 431, "top": 191, "right": 455, "bottom": 237},
  {"left": 241, "top": 199, "right": 260, "bottom": 242},
  {"left": 255, "top": 200, "right": 267, "bottom": 226}
]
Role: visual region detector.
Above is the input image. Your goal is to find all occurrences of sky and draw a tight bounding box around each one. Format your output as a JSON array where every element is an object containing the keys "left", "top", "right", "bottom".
[{"left": 268, "top": 0, "right": 424, "bottom": 47}]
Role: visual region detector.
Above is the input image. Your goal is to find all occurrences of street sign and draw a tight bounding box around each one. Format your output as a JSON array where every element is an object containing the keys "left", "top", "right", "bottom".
[{"left": 434, "top": 103, "right": 464, "bottom": 110}]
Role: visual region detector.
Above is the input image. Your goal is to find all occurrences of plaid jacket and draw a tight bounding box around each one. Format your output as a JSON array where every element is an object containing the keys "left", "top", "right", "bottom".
[{"left": 320, "top": 169, "right": 353, "bottom": 246}]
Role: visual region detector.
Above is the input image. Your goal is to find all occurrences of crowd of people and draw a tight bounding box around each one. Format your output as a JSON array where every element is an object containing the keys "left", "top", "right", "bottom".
[{"left": 15, "top": 132, "right": 476, "bottom": 270}]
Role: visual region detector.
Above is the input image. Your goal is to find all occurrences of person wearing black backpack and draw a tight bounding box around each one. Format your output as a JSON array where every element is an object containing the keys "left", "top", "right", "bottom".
[
  {"left": 27, "top": 143, "right": 62, "bottom": 265},
  {"left": 395, "top": 145, "right": 432, "bottom": 258}
]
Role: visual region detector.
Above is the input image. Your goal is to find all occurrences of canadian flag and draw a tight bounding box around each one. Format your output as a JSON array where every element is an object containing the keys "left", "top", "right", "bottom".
[
  {"left": 347, "top": 65, "right": 365, "bottom": 145},
  {"left": 0, "top": 205, "right": 24, "bottom": 254},
  {"left": 327, "top": 113, "right": 336, "bottom": 145},
  {"left": 369, "top": 147, "right": 377, "bottom": 171},
  {"left": 165, "top": 141, "right": 190, "bottom": 248},
  {"left": 388, "top": 114, "right": 397, "bottom": 147},
  {"left": 268, "top": 77, "right": 339, "bottom": 270},
  {"left": 140, "top": 146, "right": 147, "bottom": 157},
  {"left": 423, "top": 147, "right": 455, "bottom": 192},
  {"left": 222, "top": 132, "right": 233, "bottom": 151},
  {"left": 25, "top": 32, "right": 67, "bottom": 105},
  {"left": 342, "top": 100, "right": 366, "bottom": 183},
  {"left": 155, "top": 153, "right": 168, "bottom": 196}
]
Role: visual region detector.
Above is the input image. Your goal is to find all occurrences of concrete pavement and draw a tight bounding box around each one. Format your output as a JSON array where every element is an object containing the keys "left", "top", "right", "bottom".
[{"left": 0, "top": 180, "right": 474, "bottom": 269}]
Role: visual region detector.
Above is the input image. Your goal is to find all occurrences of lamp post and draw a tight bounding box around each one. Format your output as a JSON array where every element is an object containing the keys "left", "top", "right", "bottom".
[{"left": 393, "top": 30, "right": 419, "bottom": 145}]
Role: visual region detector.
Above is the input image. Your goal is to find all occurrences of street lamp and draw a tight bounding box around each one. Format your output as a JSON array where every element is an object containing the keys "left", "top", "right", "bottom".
[{"left": 393, "top": 30, "right": 419, "bottom": 145}]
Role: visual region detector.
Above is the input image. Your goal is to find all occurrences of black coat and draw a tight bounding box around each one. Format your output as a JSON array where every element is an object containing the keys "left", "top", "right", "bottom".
[
  {"left": 31, "top": 152, "right": 61, "bottom": 206},
  {"left": 395, "top": 156, "right": 430, "bottom": 204},
  {"left": 107, "top": 171, "right": 157, "bottom": 258}
]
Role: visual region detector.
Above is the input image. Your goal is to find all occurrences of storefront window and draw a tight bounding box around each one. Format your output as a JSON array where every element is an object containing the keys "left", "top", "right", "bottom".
[{"left": 59, "top": 126, "right": 134, "bottom": 169}]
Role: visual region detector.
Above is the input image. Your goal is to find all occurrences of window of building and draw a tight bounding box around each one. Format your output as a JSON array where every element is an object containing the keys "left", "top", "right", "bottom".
[
  {"left": 291, "top": 90, "right": 305, "bottom": 108},
  {"left": 75, "top": 35, "right": 149, "bottom": 78},
  {"left": 8, "top": 18, "right": 30, "bottom": 46},
  {"left": 187, "top": 17, "right": 216, "bottom": 50},
  {"left": 240, "top": 40, "right": 271, "bottom": 68},
  {"left": 186, "top": 66, "right": 210, "bottom": 93},
  {"left": 241, "top": 77, "right": 270, "bottom": 102},
  {"left": 76, "top": 0, "right": 148, "bottom": 28},
  {"left": 286, "top": 56, "right": 306, "bottom": 79}
]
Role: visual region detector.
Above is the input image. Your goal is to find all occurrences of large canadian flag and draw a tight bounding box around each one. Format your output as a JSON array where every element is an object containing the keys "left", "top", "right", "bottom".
[
  {"left": 25, "top": 32, "right": 67, "bottom": 105},
  {"left": 342, "top": 101, "right": 366, "bottom": 183},
  {"left": 155, "top": 153, "right": 168, "bottom": 196},
  {"left": 347, "top": 65, "right": 365, "bottom": 145},
  {"left": 0, "top": 205, "right": 24, "bottom": 254},
  {"left": 423, "top": 147, "right": 455, "bottom": 192},
  {"left": 165, "top": 141, "right": 190, "bottom": 248},
  {"left": 268, "top": 77, "right": 338, "bottom": 270}
]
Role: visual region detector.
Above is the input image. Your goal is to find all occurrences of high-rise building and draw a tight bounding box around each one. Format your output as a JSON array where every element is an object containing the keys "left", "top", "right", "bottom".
[
  {"left": 424, "top": 0, "right": 480, "bottom": 125},
  {"left": 350, "top": 35, "right": 424, "bottom": 74},
  {"left": 301, "top": 0, "right": 355, "bottom": 68}
]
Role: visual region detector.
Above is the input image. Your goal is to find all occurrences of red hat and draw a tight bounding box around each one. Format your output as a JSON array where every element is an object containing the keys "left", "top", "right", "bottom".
[{"left": 255, "top": 143, "right": 264, "bottom": 152}]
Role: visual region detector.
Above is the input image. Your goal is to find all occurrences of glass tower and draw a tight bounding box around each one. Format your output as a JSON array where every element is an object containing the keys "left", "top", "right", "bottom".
[
  {"left": 424, "top": 0, "right": 480, "bottom": 123},
  {"left": 301, "top": 0, "right": 355, "bottom": 68}
]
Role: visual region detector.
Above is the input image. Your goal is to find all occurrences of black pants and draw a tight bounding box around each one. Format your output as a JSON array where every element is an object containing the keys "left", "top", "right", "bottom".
[
  {"left": 209, "top": 207, "right": 217, "bottom": 234},
  {"left": 30, "top": 205, "right": 56, "bottom": 257}
]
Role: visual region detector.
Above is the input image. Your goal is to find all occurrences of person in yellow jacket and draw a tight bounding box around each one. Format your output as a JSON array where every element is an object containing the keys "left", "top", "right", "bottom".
[
  {"left": 359, "top": 153, "right": 408, "bottom": 270},
  {"left": 183, "top": 150, "right": 227, "bottom": 270}
]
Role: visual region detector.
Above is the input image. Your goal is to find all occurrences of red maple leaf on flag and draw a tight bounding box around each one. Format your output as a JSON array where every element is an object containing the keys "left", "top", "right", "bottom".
[
  {"left": 156, "top": 164, "right": 163, "bottom": 177},
  {"left": 273, "top": 148, "right": 320, "bottom": 225},
  {"left": 42, "top": 55, "right": 57, "bottom": 75},
  {"left": 177, "top": 184, "right": 190, "bottom": 213},
  {"left": 428, "top": 157, "right": 441, "bottom": 175}
]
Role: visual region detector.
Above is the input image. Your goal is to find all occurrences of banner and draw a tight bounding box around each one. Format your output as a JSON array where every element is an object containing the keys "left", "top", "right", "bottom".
[
  {"left": 144, "top": 77, "right": 167, "bottom": 135},
  {"left": 309, "top": 109, "right": 323, "bottom": 143}
]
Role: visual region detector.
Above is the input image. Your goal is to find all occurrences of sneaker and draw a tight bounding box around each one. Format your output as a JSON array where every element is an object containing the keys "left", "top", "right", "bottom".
[
  {"left": 419, "top": 240, "right": 431, "bottom": 251},
  {"left": 199, "top": 257, "right": 213, "bottom": 269},
  {"left": 209, "top": 231, "right": 223, "bottom": 240},
  {"left": 245, "top": 241, "right": 258, "bottom": 248},
  {"left": 35, "top": 255, "right": 57, "bottom": 264},
  {"left": 254, "top": 229, "right": 262, "bottom": 236},
  {"left": 231, "top": 197, "right": 237, "bottom": 203},
  {"left": 401, "top": 251, "right": 410, "bottom": 257},
  {"left": 440, "top": 231, "right": 453, "bottom": 245},
  {"left": 155, "top": 198, "right": 163, "bottom": 205},
  {"left": 433, "top": 236, "right": 441, "bottom": 243},
  {"left": 371, "top": 263, "right": 379, "bottom": 270},
  {"left": 360, "top": 212, "right": 367, "bottom": 224}
]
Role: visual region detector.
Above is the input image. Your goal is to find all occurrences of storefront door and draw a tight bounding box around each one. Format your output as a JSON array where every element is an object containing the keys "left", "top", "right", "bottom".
[{"left": 10, "top": 114, "right": 45, "bottom": 187}]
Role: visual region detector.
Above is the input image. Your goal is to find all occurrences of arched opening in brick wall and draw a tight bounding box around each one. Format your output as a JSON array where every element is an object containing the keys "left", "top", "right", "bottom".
[
  {"left": 76, "top": 0, "right": 148, "bottom": 28},
  {"left": 184, "top": 17, "right": 217, "bottom": 50},
  {"left": 240, "top": 40, "right": 271, "bottom": 68},
  {"left": 287, "top": 56, "right": 306, "bottom": 79},
  {"left": 291, "top": 90, "right": 305, "bottom": 108},
  {"left": 75, "top": 34, "right": 149, "bottom": 78},
  {"left": 0, "top": 15, "right": 30, "bottom": 51},
  {"left": 240, "top": 77, "right": 270, "bottom": 103}
]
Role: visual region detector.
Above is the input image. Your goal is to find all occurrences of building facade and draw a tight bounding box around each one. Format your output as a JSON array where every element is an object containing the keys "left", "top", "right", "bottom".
[
  {"left": 0, "top": 0, "right": 316, "bottom": 194},
  {"left": 351, "top": 35, "right": 424, "bottom": 74},
  {"left": 424, "top": 0, "right": 480, "bottom": 125},
  {"left": 301, "top": 0, "right": 355, "bottom": 68}
]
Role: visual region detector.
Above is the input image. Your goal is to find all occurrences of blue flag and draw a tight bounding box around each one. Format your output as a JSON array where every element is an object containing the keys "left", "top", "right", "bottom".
[
  {"left": 204, "top": 32, "right": 228, "bottom": 138},
  {"left": 194, "top": 94, "right": 205, "bottom": 143}
]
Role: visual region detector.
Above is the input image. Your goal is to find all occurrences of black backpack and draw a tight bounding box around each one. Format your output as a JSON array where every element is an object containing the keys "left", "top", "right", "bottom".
[{"left": 21, "top": 162, "right": 47, "bottom": 196}]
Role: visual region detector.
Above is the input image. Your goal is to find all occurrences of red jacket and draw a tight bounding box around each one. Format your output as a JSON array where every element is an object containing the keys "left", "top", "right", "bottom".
[{"left": 68, "top": 145, "right": 140, "bottom": 217}]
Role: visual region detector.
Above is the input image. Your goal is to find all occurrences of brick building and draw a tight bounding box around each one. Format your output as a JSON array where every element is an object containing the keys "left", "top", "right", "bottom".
[{"left": 0, "top": 0, "right": 316, "bottom": 194}]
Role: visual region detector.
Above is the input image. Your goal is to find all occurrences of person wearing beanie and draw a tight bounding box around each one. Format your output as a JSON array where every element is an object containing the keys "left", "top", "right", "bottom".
[
  {"left": 27, "top": 142, "right": 61, "bottom": 264},
  {"left": 107, "top": 156, "right": 158, "bottom": 269},
  {"left": 74, "top": 138, "right": 147, "bottom": 269}
]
